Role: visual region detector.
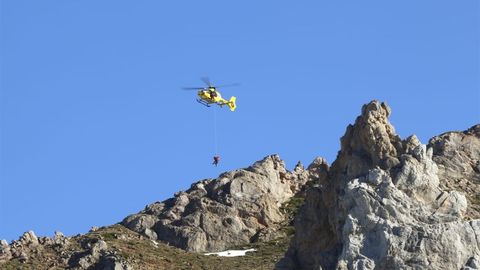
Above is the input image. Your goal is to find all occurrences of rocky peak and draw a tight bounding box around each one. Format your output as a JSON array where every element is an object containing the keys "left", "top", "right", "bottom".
[
  {"left": 122, "top": 154, "right": 324, "bottom": 252},
  {"left": 334, "top": 100, "right": 402, "bottom": 178},
  {"left": 278, "top": 100, "right": 480, "bottom": 270}
]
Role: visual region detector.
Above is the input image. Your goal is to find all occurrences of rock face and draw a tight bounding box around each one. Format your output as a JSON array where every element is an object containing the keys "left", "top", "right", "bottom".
[
  {"left": 277, "top": 101, "right": 480, "bottom": 270},
  {"left": 122, "top": 155, "right": 323, "bottom": 252},
  {"left": 429, "top": 125, "right": 480, "bottom": 218}
]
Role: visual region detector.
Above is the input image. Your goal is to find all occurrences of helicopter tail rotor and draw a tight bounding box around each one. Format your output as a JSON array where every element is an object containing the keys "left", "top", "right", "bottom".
[{"left": 228, "top": 96, "right": 236, "bottom": 111}]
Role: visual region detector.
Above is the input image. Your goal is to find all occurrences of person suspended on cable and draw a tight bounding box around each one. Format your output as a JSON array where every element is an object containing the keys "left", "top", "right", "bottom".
[{"left": 212, "top": 156, "right": 220, "bottom": 166}]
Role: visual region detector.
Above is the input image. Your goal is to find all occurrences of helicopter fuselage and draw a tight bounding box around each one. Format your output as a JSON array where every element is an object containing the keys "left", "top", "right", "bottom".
[
  {"left": 195, "top": 87, "right": 237, "bottom": 111},
  {"left": 198, "top": 88, "right": 224, "bottom": 104}
]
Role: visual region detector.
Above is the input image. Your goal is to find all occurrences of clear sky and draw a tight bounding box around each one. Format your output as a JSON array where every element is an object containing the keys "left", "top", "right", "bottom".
[{"left": 1, "top": 1, "right": 479, "bottom": 242}]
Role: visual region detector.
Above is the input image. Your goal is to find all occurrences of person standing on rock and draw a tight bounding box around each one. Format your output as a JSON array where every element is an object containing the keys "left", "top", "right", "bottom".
[{"left": 212, "top": 156, "right": 220, "bottom": 166}]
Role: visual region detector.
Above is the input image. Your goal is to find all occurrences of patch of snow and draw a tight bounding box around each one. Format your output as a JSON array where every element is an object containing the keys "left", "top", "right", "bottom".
[
  {"left": 204, "top": 248, "right": 256, "bottom": 257},
  {"left": 150, "top": 240, "right": 158, "bottom": 248}
]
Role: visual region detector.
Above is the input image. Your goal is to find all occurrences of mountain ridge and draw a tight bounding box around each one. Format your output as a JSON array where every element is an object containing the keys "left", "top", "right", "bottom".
[{"left": 1, "top": 100, "right": 479, "bottom": 270}]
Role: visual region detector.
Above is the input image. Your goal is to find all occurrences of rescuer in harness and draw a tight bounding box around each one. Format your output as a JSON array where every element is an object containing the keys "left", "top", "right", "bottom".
[{"left": 212, "top": 156, "right": 220, "bottom": 167}]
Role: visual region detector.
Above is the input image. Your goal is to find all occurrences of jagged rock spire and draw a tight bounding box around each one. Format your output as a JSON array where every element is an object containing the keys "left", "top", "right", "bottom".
[
  {"left": 278, "top": 100, "right": 480, "bottom": 270},
  {"left": 333, "top": 100, "right": 402, "bottom": 177}
]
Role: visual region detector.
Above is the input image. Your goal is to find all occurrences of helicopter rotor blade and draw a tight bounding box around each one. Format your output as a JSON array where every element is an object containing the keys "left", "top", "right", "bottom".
[
  {"left": 182, "top": 87, "right": 203, "bottom": 90},
  {"left": 201, "top": 77, "right": 212, "bottom": 87},
  {"left": 215, "top": 83, "right": 241, "bottom": 88}
]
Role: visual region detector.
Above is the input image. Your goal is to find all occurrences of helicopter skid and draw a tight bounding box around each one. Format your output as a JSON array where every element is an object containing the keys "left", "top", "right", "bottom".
[{"left": 196, "top": 99, "right": 211, "bottom": 107}]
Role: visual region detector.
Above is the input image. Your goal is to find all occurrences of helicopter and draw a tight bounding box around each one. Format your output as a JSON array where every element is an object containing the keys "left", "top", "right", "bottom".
[{"left": 183, "top": 78, "right": 238, "bottom": 111}]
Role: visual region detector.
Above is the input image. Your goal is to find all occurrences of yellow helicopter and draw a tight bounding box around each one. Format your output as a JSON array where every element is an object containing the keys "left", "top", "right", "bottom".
[{"left": 183, "top": 78, "right": 238, "bottom": 111}]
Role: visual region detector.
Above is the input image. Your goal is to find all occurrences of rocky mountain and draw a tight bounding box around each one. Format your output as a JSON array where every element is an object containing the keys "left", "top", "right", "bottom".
[
  {"left": 121, "top": 155, "right": 328, "bottom": 252},
  {"left": 277, "top": 101, "right": 480, "bottom": 270},
  {"left": 0, "top": 155, "right": 319, "bottom": 269},
  {"left": 1, "top": 100, "right": 478, "bottom": 270}
]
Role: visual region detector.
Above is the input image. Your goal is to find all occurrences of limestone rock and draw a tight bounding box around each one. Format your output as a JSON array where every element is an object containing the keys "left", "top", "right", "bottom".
[
  {"left": 0, "top": 239, "right": 12, "bottom": 263},
  {"left": 68, "top": 238, "right": 134, "bottom": 270},
  {"left": 5, "top": 231, "right": 44, "bottom": 263},
  {"left": 278, "top": 101, "right": 480, "bottom": 270},
  {"left": 54, "top": 231, "right": 69, "bottom": 246},
  {"left": 429, "top": 124, "right": 480, "bottom": 218},
  {"left": 0, "top": 227, "right": 136, "bottom": 269},
  {"left": 335, "top": 101, "right": 402, "bottom": 178},
  {"left": 122, "top": 154, "right": 318, "bottom": 252},
  {"left": 93, "top": 253, "right": 133, "bottom": 270},
  {"left": 19, "top": 231, "right": 39, "bottom": 247}
]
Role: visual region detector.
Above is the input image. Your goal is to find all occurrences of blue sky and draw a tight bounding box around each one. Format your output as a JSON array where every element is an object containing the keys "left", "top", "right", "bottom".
[{"left": 1, "top": 1, "right": 479, "bottom": 242}]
